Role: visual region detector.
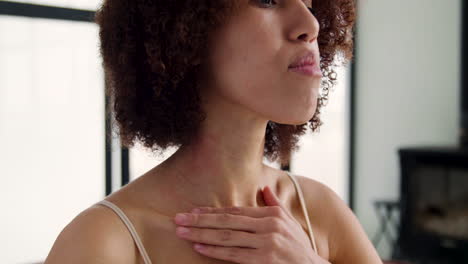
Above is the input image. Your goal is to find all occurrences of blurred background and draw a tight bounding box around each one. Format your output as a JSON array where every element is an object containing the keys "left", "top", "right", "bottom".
[{"left": 0, "top": 0, "right": 466, "bottom": 263}]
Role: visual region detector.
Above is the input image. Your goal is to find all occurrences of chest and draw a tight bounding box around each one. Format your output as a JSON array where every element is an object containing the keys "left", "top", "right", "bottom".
[
  {"left": 122, "top": 173, "right": 331, "bottom": 263},
  {"left": 137, "top": 211, "right": 330, "bottom": 264},
  {"left": 144, "top": 236, "right": 236, "bottom": 263}
]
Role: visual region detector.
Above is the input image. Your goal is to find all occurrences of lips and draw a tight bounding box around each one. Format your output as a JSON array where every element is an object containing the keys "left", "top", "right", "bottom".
[
  {"left": 288, "top": 64, "right": 322, "bottom": 77},
  {"left": 288, "top": 51, "right": 319, "bottom": 69},
  {"left": 288, "top": 50, "right": 322, "bottom": 77}
]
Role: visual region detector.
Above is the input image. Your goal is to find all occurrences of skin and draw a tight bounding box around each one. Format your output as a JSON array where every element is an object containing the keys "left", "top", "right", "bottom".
[
  {"left": 197, "top": 0, "right": 322, "bottom": 128},
  {"left": 45, "top": 0, "right": 383, "bottom": 263},
  {"left": 153, "top": 0, "right": 322, "bottom": 211},
  {"left": 172, "top": 186, "right": 325, "bottom": 263}
]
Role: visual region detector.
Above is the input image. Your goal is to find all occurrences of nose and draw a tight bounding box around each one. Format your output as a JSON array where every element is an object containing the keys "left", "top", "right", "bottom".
[{"left": 288, "top": 5, "right": 320, "bottom": 44}]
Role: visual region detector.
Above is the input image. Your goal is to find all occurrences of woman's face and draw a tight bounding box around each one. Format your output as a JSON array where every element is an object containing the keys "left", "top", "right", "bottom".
[{"left": 200, "top": 0, "right": 321, "bottom": 125}]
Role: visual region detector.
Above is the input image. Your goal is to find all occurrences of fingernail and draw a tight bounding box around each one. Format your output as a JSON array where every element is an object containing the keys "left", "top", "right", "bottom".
[
  {"left": 194, "top": 243, "right": 205, "bottom": 251},
  {"left": 175, "top": 213, "right": 189, "bottom": 224},
  {"left": 191, "top": 208, "right": 202, "bottom": 213},
  {"left": 176, "top": 226, "right": 190, "bottom": 236}
]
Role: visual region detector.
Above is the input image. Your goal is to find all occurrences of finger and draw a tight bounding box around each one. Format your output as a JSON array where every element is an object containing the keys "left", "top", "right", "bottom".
[
  {"left": 193, "top": 243, "right": 259, "bottom": 264},
  {"left": 262, "top": 186, "right": 295, "bottom": 220},
  {"left": 262, "top": 185, "right": 281, "bottom": 207},
  {"left": 191, "top": 205, "right": 282, "bottom": 218},
  {"left": 175, "top": 226, "right": 263, "bottom": 249},
  {"left": 174, "top": 213, "right": 258, "bottom": 232},
  {"left": 188, "top": 206, "right": 293, "bottom": 233}
]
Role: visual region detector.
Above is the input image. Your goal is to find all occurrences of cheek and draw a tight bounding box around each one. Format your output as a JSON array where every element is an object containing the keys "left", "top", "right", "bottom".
[
  {"left": 209, "top": 16, "right": 279, "bottom": 94},
  {"left": 231, "top": 73, "right": 320, "bottom": 124},
  {"left": 208, "top": 42, "right": 276, "bottom": 105},
  {"left": 205, "top": 19, "right": 320, "bottom": 123},
  {"left": 209, "top": 48, "right": 320, "bottom": 123}
]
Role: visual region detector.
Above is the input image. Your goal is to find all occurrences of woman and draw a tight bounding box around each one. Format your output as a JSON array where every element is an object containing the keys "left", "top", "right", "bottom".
[{"left": 46, "top": 0, "right": 382, "bottom": 263}]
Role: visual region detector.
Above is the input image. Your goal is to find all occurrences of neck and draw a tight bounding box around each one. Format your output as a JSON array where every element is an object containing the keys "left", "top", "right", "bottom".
[
  {"left": 152, "top": 82, "right": 282, "bottom": 210},
  {"left": 160, "top": 127, "right": 275, "bottom": 209}
]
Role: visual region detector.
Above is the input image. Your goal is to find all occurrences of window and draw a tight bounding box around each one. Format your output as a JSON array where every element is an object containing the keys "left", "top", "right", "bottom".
[{"left": 0, "top": 3, "right": 104, "bottom": 262}]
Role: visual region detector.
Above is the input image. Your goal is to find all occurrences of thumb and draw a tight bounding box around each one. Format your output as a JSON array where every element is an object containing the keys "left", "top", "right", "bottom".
[
  {"left": 262, "top": 185, "right": 281, "bottom": 207},
  {"left": 262, "top": 185, "right": 295, "bottom": 220}
]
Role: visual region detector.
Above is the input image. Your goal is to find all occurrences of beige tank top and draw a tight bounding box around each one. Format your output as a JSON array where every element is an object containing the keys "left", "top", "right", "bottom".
[{"left": 95, "top": 171, "right": 318, "bottom": 264}]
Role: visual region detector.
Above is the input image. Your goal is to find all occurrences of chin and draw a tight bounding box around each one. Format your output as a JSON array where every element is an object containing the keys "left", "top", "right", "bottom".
[
  {"left": 298, "top": 105, "right": 319, "bottom": 124},
  {"left": 288, "top": 118, "right": 313, "bottom": 126},
  {"left": 273, "top": 107, "right": 318, "bottom": 125}
]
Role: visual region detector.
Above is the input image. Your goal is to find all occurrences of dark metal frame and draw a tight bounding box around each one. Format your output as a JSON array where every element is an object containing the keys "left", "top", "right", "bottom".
[
  {"left": 0, "top": 1, "right": 94, "bottom": 21},
  {"left": 461, "top": 0, "right": 468, "bottom": 148},
  {"left": 121, "top": 147, "right": 130, "bottom": 186},
  {"left": 349, "top": 26, "right": 358, "bottom": 210}
]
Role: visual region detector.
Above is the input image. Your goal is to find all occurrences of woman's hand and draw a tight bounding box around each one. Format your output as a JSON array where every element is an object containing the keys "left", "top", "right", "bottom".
[{"left": 173, "top": 186, "right": 329, "bottom": 264}]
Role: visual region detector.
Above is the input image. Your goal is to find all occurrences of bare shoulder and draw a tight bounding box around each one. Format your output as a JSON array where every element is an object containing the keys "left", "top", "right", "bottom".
[
  {"left": 294, "top": 175, "right": 383, "bottom": 264},
  {"left": 44, "top": 203, "right": 138, "bottom": 264}
]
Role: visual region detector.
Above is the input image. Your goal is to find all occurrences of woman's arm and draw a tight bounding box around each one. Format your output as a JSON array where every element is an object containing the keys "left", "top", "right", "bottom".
[
  {"left": 325, "top": 190, "right": 383, "bottom": 263},
  {"left": 44, "top": 205, "right": 137, "bottom": 264},
  {"left": 298, "top": 176, "right": 383, "bottom": 264}
]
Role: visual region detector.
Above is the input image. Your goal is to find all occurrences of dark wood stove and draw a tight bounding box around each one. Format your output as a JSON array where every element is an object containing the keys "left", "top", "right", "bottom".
[{"left": 396, "top": 147, "right": 468, "bottom": 264}]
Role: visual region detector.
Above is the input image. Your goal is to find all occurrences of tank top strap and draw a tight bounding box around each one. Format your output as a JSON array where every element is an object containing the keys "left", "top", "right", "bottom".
[
  {"left": 285, "top": 171, "right": 318, "bottom": 255},
  {"left": 96, "top": 200, "right": 153, "bottom": 264}
]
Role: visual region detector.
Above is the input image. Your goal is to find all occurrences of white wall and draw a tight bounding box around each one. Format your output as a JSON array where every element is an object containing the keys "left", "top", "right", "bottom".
[
  {"left": 354, "top": 0, "right": 461, "bottom": 258},
  {"left": 292, "top": 66, "right": 350, "bottom": 201}
]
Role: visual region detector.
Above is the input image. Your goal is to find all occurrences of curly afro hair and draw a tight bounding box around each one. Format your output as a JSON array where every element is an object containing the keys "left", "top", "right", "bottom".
[{"left": 95, "top": 0, "right": 356, "bottom": 166}]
